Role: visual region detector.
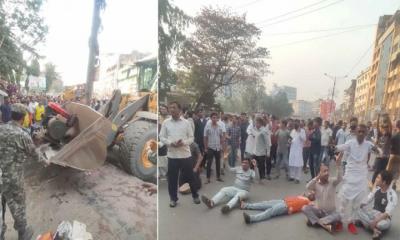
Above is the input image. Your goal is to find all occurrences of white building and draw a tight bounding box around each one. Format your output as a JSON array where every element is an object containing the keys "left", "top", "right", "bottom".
[
  {"left": 94, "top": 53, "right": 155, "bottom": 99},
  {"left": 291, "top": 100, "right": 312, "bottom": 119}
]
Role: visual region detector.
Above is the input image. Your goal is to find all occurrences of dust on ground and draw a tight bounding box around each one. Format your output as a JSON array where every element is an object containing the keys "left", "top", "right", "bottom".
[{"left": 4, "top": 160, "right": 157, "bottom": 240}]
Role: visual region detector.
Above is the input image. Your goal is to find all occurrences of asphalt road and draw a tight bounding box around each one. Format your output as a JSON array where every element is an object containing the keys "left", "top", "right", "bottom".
[{"left": 159, "top": 162, "right": 400, "bottom": 240}]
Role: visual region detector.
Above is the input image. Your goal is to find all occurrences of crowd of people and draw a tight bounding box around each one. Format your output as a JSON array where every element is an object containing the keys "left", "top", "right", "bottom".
[
  {"left": 0, "top": 93, "right": 108, "bottom": 134},
  {"left": 0, "top": 95, "right": 59, "bottom": 133},
  {"left": 159, "top": 101, "right": 399, "bottom": 240}
]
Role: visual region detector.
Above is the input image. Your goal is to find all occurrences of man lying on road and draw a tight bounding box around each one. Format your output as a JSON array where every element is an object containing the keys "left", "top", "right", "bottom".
[
  {"left": 201, "top": 158, "right": 257, "bottom": 214},
  {"left": 240, "top": 192, "right": 314, "bottom": 224}
]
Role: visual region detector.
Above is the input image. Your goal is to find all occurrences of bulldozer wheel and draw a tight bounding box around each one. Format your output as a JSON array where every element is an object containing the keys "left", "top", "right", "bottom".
[{"left": 119, "top": 120, "right": 157, "bottom": 182}]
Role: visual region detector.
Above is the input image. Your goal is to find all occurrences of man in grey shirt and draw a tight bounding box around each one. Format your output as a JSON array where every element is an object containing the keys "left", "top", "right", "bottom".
[
  {"left": 201, "top": 158, "right": 258, "bottom": 214},
  {"left": 275, "top": 120, "right": 291, "bottom": 179},
  {"left": 204, "top": 112, "right": 225, "bottom": 183},
  {"left": 160, "top": 101, "right": 200, "bottom": 207}
]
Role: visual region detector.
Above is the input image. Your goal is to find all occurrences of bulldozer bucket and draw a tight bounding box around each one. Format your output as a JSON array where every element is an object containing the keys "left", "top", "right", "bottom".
[{"left": 43, "top": 102, "right": 113, "bottom": 171}]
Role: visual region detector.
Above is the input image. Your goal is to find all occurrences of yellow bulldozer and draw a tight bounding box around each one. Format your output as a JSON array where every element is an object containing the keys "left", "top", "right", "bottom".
[{"left": 39, "top": 57, "right": 157, "bottom": 182}]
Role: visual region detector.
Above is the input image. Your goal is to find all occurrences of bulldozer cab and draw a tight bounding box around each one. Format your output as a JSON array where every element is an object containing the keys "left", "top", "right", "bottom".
[
  {"left": 118, "top": 56, "right": 157, "bottom": 113},
  {"left": 137, "top": 56, "right": 157, "bottom": 93}
]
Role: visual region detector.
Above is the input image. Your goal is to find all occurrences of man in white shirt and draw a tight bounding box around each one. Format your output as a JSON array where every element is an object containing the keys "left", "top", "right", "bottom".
[
  {"left": 335, "top": 122, "right": 347, "bottom": 145},
  {"left": 340, "top": 118, "right": 358, "bottom": 173},
  {"left": 160, "top": 101, "right": 200, "bottom": 207},
  {"left": 320, "top": 121, "right": 333, "bottom": 166},
  {"left": 357, "top": 170, "right": 397, "bottom": 240},
  {"left": 335, "top": 124, "right": 380, "bottom": 235}
]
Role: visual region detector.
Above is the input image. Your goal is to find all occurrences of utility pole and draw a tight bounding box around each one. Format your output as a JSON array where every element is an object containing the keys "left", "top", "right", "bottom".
[
  {"left": 324, "top": 73, "right": 347, "bottom": 122},
  {"left": 85, "top": 0, "right": 105, "bottom": 104}
]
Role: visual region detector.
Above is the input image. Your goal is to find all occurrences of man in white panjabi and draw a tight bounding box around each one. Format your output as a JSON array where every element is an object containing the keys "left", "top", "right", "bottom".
[
  {"left": 245, "top": 115, "right": 256, "bottom": 159},
  {"left": 335, "top": 124, "right": 380, "bottom": 235},
  {"left": 289, "top": 120, "right": 306, "bottom": 184}
]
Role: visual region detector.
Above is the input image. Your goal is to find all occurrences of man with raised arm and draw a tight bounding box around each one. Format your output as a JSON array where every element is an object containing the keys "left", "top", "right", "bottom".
[
  {"left": 201, "top": 158, "right": 257, "bottom": 214},
  {"left": 302, "top": 158, "right": 342, "bottom": 233}
]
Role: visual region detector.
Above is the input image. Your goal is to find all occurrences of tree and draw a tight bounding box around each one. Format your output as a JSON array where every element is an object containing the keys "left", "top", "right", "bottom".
[
  {"left": 44, "top": 63, "right": 60, "bottom": 92},
  {"left": 217, "top": 80, "right": 293, "bottom": 118},
  {"left": 27, "top": 59, "right": 40, "bottom": 76},
  {"left": 158, "top": 0, "right": 191, "bottom": 101},
  {"left": 177, "top": 7, "right": 269, "bottom": 109},
  {"left": 262, "top": 92, "right": 294, "bottom": 118},
  {"left": 24, "top": 58, "right": 41, "bottom": 90},
  {"left": 217, "top": 79, "right": 267, "bottom": 113},
  {"left": 0, "top": 0, "right": 48, "bottom": 83}
]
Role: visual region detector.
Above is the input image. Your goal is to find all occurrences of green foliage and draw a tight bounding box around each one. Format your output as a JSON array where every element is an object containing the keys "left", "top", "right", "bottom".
[
  {"left": 218, "top": 81, "right": 293, "bottom": 118},
  {"left": 262, "top": 92, "right": 294, "bottom": 118},
  {"left": 27, "top": 59, "right": 40, "bottom": 76},
  {"left": 158, "top": 0, "right": 191, "bottom": 101},
  {"left": 0, "top": 0, "right": 48, "bottom": 83},
  {"left": 177, "top": 7, "right": 269, "bottom": 109}
]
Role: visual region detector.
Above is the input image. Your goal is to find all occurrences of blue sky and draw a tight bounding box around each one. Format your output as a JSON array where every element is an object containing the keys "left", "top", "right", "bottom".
[{"left": 173, "top": 0, "right": 400, "bottom": 103}]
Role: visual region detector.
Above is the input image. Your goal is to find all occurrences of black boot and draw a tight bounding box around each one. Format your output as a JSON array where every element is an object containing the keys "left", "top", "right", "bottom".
[{"left": 18, "top": 226, "right": 33, "bottom": 240}]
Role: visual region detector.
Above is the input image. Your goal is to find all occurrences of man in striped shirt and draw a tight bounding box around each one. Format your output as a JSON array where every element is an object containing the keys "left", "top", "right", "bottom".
[
  {"left": 204, "top": 112, "right": 225, "bottom": 183},
  {"left": 227, "top": 115, "right": 241, "bottom": 168}
]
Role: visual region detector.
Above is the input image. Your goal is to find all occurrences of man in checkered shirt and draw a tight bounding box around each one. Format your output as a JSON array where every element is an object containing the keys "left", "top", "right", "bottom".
[{"left": 227, "top": 115, "right": 241, "bottom": 168}]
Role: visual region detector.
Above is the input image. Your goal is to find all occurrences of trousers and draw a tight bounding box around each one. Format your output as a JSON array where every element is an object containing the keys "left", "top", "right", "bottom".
[
  {"left": 302, "top": 205, "right": 341, "bottom": 225},
  {"left": 243, "top": 200, "right": 288, "bottom": 223},
  {"left": 211, "top": 186, "right": 249, "bottom": 209},
  {"left": 167, "top": 157, "right": 199, "bottom": 202},
  {"left": 357, "top": 208, "right": 391, "bottom": 231}
]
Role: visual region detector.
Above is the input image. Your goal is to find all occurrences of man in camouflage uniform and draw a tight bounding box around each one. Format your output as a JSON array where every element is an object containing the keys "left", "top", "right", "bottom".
[{"left": 0, "top": 103, "right": 37, "bottom": 240}]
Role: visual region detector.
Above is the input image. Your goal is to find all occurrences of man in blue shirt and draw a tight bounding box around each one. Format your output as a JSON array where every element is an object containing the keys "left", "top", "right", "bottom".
[{"left": 0, "top": 97, "right": 11, "bottom": 123}]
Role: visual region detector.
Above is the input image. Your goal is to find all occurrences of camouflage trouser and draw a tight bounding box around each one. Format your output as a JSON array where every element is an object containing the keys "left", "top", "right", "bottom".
[{"left": 2, "top": 181, "right": 27, "bottom": 234}]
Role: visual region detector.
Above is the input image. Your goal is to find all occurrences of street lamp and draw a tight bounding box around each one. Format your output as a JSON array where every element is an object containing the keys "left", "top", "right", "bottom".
[{"left": 324, "top": 73, "right": 347, "bottom": 122}]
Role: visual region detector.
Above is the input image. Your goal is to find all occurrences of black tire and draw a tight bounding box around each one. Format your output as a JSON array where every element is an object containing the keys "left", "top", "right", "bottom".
[{"left": 119, "top": 120, "right": 157, "bottom": 183}]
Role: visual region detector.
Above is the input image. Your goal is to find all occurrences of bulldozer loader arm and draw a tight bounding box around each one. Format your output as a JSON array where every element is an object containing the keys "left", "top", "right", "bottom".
[
  {"left": 100, "top": 89, "right": 122, "bottom": 119},
  {"left": 105, "top": 94, "right": 149, "bottom": 146},
  {"left": 43, "top": 102, "right": 113, "bottom": 171}
]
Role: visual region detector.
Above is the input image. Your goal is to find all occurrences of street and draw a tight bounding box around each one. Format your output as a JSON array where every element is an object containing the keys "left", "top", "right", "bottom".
[
  {"left": 159, "top": 162, "right": 400, "bottom": 240},
  {"left": 3, "top": 161, "right": 157, "bottom": 240}
]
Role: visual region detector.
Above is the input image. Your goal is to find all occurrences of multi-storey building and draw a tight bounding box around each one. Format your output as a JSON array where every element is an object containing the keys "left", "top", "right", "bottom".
[
  {"left": 368, "top": 11, "right": 400, "bottom": 121},
  {"left": 341, "top": 79, "right": 357, "bottom": 121},
  {"left": 354, "top": 67, "right": 371, "bottom": 122},
  {"left": 291, "top": 100, "right": 312, "bottom": 119}
]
